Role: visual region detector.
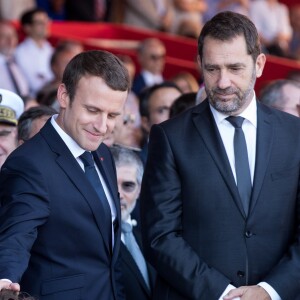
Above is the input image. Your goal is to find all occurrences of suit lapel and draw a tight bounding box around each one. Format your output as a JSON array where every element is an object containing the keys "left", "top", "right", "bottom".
[
  {"left": 121, "top": 242, "right": 151, "bottom": 296},
  {"left": 40, "top": 121, "right": 111, "bottom": 255},
  {"left": 250, "top": 103, "right": 274, "bottom": 214},
  {"left": 192, "top": 101, "right": 246, "bottom": 218}
]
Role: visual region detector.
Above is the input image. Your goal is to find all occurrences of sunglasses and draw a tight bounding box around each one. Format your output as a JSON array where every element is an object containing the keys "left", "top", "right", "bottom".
[{"left": 149, "top": 54, "right": 165, "bottom": 61}]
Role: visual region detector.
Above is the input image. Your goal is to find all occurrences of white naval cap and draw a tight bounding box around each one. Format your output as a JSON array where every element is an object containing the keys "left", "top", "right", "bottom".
[{"left": 0, "top": 89, "right": 24, "bottom": 126}]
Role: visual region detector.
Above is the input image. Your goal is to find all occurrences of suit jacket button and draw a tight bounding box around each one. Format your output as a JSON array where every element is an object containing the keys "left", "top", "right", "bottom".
[
  {"left": 245, "top": 231, "right": 253, "bottom": 238},
  {"left": 237, "top": 271, "right": 245, "bottom": 278}
]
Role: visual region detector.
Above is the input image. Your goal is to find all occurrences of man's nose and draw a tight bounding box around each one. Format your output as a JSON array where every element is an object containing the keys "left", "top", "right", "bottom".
[
  {"left": 95, "top": 114, "right": 108, "bottom": 134},
  {"left": 217, "top": 70, "right": 231, "bottom": 90}
]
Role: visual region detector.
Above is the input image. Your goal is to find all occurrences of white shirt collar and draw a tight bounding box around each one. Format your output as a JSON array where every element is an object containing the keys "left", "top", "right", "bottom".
[
  {"left": 50, "top": 115, "right": 85, "bottom": 159},
  {"left": 142, "top": 70, "right": 163, "bottom": 85},
  {"left": 210, "top": 93, "right": 257, "bottom": 128}
]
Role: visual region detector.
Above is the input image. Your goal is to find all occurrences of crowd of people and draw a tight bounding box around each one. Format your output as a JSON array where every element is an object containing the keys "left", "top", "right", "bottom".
[
  {"left": 0, "top": 3, "right": 300, "bottom": 300},
  {"left": 0, "top": 0, "right": 299, "bottom": 58}
]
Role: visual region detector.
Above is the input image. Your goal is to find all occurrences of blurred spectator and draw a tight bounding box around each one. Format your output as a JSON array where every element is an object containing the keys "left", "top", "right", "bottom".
[
  {"left": 0, "top": 89, "right": 24, "bottom": 168},
  {"left": 176, "top": 19, "right": 202, "bottom": 39},
  {"left": 15, "top": 8, "right": 54, "bottom": 98},
  {"left": 132, "top": 38, "right": 166, "bottom": 96},
  {"left": 113, "top": 92, "right": 142, "bottom": 149},
  {"left": 260, "top": 79, "right": 300, "bottom": 117},
  {"left": 289, "top": 4, "right": 300, "bottom": 60},
  {"left": 195, "top": 85, "right": 207, "bottom": 104},
  {"left": 203, "top": 0, "right": 249, "bottom": 22},
  {"left": 139, "top": 82, "right": 182, "bottom": 164},
  {"left": 37, "top": 40, "right": 83, "bottom": 110},
  {"left": 122, "top": 0, "right": 173, "bottom": 31},
  {"left": 169, "top": 92, "right": 197, "bottom": 118},
  {"left": 64, "top": 0, "right": 112, "bottom": 22},
  {"left": 111, "top": 145, "right": 156, "bottom": 300},
  {"left": 107, "top": 55, "right": 142, "bottom": 149},
  {"left": 171, "top": 0, "right": 206, "bottom": 38},
  {"left": 249, "top": 0, "right": 292, "bottom": 57},
  {"left": 171, "top": 71, "right": 199, "bottom": 93},
  {"left": 36, "top": 0, "right": 65, "bottom": 20},
  {"left": 18, "top": 105, "right": 57, "bottom": 144},
  {"left": 0, "top": 21, "right": 29, "bottom": 98},
  {"left": 117, "top": 54, "right": 136, "bottom": 86},
  {"left": 287, "top": 70, "right": 300, "bottom": 83},
  {"left": 0, "top": 0, "right": 36, "bottom": 20}
]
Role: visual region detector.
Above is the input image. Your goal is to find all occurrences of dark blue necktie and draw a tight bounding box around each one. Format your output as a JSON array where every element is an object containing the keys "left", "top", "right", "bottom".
[
  {"left": 80, "top": 151, "right": 112, "bottom": 234},
  {"left": 226, "top": 116, "right": 252, "bottom": 216}
]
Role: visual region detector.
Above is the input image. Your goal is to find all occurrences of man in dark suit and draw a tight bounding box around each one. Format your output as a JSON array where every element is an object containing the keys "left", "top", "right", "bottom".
[
  {"left": 110, "top": 145, "right": 156, "bottom": 300},
  {"left": 0, "top": 50, "right": 130, "bottom": 299},
  {"left": 140, "top": 11, "right": 300, "bottom": 300},
  {"left": 132, "top": 38, "right": 166, "bottom": 96}
]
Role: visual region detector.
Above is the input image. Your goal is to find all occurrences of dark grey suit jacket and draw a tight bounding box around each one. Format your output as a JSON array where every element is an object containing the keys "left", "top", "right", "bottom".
[{"left": 141, "top": 99, "right": 300, "bottom": 299}]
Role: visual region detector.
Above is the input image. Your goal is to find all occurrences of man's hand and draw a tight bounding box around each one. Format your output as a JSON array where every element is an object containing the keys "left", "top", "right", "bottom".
[
  {"left": 223, "top": 285, "right": 271, "bottom": 300},
  {"left": 0, "top": 280, "right": 20, "bottom": 292}
]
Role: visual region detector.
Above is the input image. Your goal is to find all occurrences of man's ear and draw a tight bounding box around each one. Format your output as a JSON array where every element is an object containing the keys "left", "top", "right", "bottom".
[
  {"left": 255, "top": 53, "right": 266, "bottom": 78},
  {"left": 57, "top": 84, "right": 69, "bottom": 109}
]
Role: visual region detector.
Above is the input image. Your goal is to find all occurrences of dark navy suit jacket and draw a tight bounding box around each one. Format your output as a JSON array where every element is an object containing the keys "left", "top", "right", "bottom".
[
  {"left": 0, "top": 120, "right": 124, "bottom": 300},
  {"left": 132, "top": 73, "right": 147, "bottom": 96},
  {"left": 141, "top": 99, "right": 300, "bottom": 299},
  {"left": 120, "top": 227, "right": 156, "bottom": 300}
]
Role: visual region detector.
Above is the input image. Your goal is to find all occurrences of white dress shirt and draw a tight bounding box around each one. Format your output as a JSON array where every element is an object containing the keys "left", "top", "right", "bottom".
[
  {"left": 142, "top": 70, "right": 163, "bottom": 87},
  {"left": 15, "top": 37, "right": 53, "bottom": 97},
  {"left": 249, "top": 0, "right": 292, "bottom": 43},
  {"left": 0, "top": 54, "right": 29, "bottom": 97},
  {"left": 50, "top": 115, "right": 117, "bottom": 245},
  {"left": 210, "top": 96, "right": 281, "bottom": 300}
]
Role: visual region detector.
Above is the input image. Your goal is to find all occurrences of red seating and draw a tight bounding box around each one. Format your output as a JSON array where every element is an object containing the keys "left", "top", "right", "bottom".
[{"left": 43, "top": 21, "right": 300, "bottom": 94}]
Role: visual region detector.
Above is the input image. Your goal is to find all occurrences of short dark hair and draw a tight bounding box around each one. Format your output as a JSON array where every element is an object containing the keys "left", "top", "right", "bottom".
[
  {"left": 20, "top": 8, "right": 47, "bottom": 26},
  {"left": 169, "top": 92, "right": 197, "bottom": 118},
  {"left": 198, "top": 11, "right": 261, "bottom": 63},
  {"left": 139, "top": 81, "right": 182, "bottom": 118},
  {"left": 18, "top": 105, "right": 57, "bottom": 142},
  {"left": 62, "top": 50, "right": 130, "bottom": 102}
]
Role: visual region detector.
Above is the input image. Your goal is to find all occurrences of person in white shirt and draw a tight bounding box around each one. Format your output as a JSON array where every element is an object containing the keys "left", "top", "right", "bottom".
[
  {"left": 0, "top": 21, "right": 29, "bottom": 98},
  {"left": 249, "top": 0, "right": 292, "bottom": 57},
  {"left": 15, "top": 8, "right": 53, "bottom": 98},
  {"left": 132, "top": 38, "right": 166, "bottom": 96}
]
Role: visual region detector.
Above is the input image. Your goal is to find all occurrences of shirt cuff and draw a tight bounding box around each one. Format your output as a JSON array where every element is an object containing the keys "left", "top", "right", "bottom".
[
  {"left": 1, "top": 279, "right": 12, "bottom": 283},
  {"left": 219, "top": 284, "right": 241, "bottom": 300},
  {"left": 258, "top": 282, "right": 282, "bottom": 300}
]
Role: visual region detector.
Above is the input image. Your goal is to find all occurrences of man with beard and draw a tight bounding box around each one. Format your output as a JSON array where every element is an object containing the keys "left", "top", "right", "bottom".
[
  {"left": 140, "top": 11, "right": 300, "bottom": 300},
  {"left": 111, "top": 146, "right": 156, "bottom": 300}
]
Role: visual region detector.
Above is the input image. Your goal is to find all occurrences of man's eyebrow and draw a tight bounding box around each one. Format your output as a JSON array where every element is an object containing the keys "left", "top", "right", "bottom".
[
  {"left": 204, "top": 63, "right": 246, "bottom": 68},
  {"left": 0, "top": 130, "right": 13, "bottom": 136}
]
